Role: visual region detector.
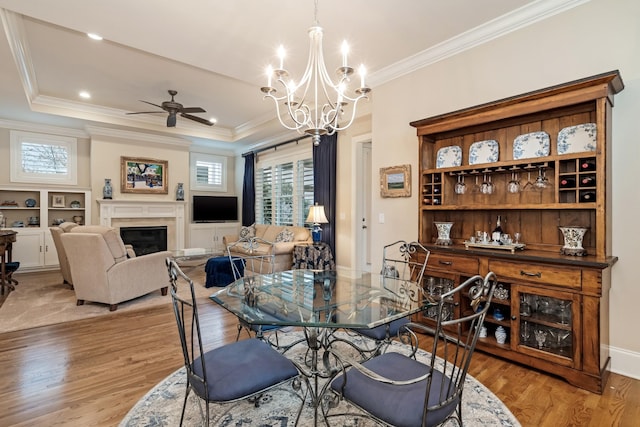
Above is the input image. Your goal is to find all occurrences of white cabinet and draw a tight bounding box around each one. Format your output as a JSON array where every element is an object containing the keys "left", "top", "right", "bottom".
[
  {"left": 10, "top": 229, "right": 59, "bottom": 269},
  {"left": 188, "top": 222, "right": 239, "bottom": 251},
  {"left": 0, "top": 187, "right": 91, "bottom": 270}
]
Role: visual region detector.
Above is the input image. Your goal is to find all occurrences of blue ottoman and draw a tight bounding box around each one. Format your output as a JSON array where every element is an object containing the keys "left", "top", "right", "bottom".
[{"left": 204, "top": 256, "right": 244, "bottom": 288}]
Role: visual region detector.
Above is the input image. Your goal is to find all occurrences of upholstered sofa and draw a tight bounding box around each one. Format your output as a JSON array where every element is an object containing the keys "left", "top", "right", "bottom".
[
  {"left": 61, "top": 225, "right": 171, "bottom": 311},
  {"left": 223, "top": 224, "right": 312, "bottom": 273}
]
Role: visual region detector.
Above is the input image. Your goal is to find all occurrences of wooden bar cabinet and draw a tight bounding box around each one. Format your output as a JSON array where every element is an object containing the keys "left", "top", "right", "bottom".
[{"left": 410, "top": 71, "right": 624, "bottom": 393}]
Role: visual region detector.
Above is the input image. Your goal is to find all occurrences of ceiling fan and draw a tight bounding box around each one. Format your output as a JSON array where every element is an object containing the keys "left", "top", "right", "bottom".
[{"left": 126, "top": 90, "right": 214, "bottom": 127}]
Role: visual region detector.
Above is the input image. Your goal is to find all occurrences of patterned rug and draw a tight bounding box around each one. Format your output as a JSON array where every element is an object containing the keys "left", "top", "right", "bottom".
[{"left": 120, "top": 331, "right": 520, "bottom": 426}]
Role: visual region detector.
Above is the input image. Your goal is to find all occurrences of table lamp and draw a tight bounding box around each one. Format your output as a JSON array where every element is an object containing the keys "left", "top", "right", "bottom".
[{"left": 306, "top": 203, "right": 328, "bottom": 243}]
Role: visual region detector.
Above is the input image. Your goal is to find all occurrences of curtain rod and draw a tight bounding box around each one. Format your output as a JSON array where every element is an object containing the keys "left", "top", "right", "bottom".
[{"left": 242, "top": 135, "right": 311, "bottom": 157}]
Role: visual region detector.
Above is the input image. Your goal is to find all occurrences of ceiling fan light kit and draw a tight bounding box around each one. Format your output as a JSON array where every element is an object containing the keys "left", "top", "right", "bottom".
[
  {"left": 261, "top": 0, "right": 370, "bottom": 145},
  {"left": 126, "top": 89, "right": 214, "bottom": 127}
]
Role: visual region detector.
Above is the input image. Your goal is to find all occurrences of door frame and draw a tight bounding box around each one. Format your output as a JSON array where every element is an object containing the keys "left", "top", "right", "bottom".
[{"left": 353, "top": 134, "right": 372, "bottom": 272}]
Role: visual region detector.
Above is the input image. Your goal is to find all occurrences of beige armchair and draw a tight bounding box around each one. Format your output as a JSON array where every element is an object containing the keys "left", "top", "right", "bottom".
[
  {"left": 49, "top": 222, "right": 79, "bottom": 286},
  {"left": 61, "top": 225, "right": 171, "bottom": 311}
]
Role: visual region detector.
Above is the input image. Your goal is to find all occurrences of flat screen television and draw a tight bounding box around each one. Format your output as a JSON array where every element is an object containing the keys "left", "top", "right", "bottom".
[{"left": 192, "top": 195, "right": 238, "bottom": 222}]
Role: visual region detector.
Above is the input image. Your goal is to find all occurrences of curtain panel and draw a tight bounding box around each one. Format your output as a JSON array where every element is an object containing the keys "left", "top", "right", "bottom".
[
  {"left": 241, "top": 152, "right": 255, "bottom": 226},
  {"left": 313, "top": 133, "right": 337, "bottom": 255}
]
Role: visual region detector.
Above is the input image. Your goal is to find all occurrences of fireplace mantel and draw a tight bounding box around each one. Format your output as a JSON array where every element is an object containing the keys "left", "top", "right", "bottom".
[{"left": 98, "top": 199, "right": 186, "bottom": 249}]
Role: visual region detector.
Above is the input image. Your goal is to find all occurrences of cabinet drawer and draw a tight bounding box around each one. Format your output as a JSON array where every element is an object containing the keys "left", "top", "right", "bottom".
[
  {"left": 428, "top": 253, "right": 479, "bottom": 275},
  {"left": 489, "top": 260, "right": 581, "bottom": 290}
]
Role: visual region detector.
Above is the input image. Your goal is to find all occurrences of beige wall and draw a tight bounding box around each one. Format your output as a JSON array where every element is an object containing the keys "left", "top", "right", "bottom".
[
  {"left": 368, "top": 0, "right": 639, "bottom": 375},
  {"left": 89, "top": 136, "right": 190, "bottom": 225},
  {"left": 89, "top": 135, "right": 236, "bottom": 227}
]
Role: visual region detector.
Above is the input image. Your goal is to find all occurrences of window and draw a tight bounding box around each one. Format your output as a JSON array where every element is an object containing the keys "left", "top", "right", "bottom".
[
  {"left": 256, "top": 142, "right": 314, "bottom": 227},
  {"left": 10, "top": 130, "right": 78, "bottom": 185},
  {"left": 190, "top": 152, "right": 227, "bottom": 192}
]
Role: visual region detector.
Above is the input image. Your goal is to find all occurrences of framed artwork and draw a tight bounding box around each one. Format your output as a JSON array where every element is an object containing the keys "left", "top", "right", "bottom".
[
  {"left": 51, "top": 195, "right": 66, "bottom": 208},
  {"left": 380, "top": 164, "right": 411, "bottom": 198},
  {"left": 121, "top": 157, "right": 168, "bottom": 194}
]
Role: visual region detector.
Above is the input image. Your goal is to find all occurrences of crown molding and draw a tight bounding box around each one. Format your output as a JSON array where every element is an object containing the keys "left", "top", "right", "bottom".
[
  {"left": 31, "top": 94, "right": 235, "bottom": 141},
  {"left": 0, "top": 9, "right": 38, "bottom": 104},
  {"left": 0, "top": 117, "right": 88, "bottom": 138},
  {"left": 84, "top": 125, "right": 191, "bottom": 149},
  {"left": 369, "top": 0, "right": 591, "bottom": 87}
]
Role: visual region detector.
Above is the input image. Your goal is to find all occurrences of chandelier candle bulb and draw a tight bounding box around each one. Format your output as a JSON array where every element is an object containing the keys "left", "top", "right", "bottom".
[
  {"left": 278, "top": 45, "right": 285, "bottom": 69},
  {"left": 341, "top": 41, "right": 349, "bottom": 67}
]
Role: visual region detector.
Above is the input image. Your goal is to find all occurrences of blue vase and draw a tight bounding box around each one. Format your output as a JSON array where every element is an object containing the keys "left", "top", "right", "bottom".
[
  {"left": 103, "top": 178, "right": 113, "bottom": 199},
  {"left": 176, "top": 183, "right": 184, "bottom": 201}
]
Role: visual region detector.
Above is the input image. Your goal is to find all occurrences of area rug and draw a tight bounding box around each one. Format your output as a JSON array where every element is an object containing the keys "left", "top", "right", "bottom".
[
  {"left": 0, "top": 268, "right": 214, "bottom": 333},
  {"left": 120, "top": 331, "right": 520, "bottom": 426}
]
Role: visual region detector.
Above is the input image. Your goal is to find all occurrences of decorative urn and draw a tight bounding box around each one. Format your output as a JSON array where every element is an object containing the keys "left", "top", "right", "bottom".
[
  {"left": 433, "top": 221, "right": 454, "bottom": 245},
  {"left": 558, "top": 226, "right": 588, "bottom": 256}
]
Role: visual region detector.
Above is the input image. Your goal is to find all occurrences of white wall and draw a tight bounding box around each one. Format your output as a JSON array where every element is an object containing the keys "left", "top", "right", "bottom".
[{"left": 368, "top": 0, "right": 640, "bottom": 376}]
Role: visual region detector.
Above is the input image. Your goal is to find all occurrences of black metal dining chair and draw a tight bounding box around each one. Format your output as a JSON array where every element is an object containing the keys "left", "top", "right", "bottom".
[
  {"left": 166, "top": 258, "right": 299, "bottom": 426},
  {"left": 226, "top": 237, "right": 283, "bottom": 342},
  {"left": 326, "top": 272, "right": 498, "bottom": 427},
  {"left": 342, "top": 240, "right": 430, "bottom": 359}
]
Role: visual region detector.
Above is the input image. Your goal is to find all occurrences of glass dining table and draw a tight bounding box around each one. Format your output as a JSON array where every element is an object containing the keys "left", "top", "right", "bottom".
[{"left": 210, "top": 268, "right": 426, "bottom": 425}]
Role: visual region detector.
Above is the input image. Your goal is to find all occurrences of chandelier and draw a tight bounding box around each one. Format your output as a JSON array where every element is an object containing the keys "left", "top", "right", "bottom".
[{"left": 261, "top": 0, "right": 371, "bottom": 146}]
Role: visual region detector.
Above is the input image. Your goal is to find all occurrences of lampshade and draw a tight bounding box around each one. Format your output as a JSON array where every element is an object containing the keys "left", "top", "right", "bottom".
[{"left": 306, "top": 204, "right": 328, "bottom": 224}]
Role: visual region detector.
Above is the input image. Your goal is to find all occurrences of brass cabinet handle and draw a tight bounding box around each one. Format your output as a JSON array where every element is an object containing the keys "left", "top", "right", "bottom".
[
  {"left": 438, "top": 260, "right": 453, "bottom": 266},
  {"left": 520, "top": 270, "right": 542, "bottom": 278}
]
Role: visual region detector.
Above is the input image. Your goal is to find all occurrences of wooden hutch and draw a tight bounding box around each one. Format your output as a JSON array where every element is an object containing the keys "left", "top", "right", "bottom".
[{"left": 410, "top": 70, "right": 623, "bottom": 393}]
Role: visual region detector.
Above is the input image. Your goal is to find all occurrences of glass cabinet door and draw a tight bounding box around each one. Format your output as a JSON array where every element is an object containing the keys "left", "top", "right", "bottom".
[
  {"left": 417, "top": 274, "right": 457, "bottom": 323},
  {"left": 515, "top": 286, "right": 580, "bottom": 364}
]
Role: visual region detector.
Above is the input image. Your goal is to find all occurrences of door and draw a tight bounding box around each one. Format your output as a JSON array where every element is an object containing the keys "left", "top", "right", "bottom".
[
  {"left": 44, "top": 232, "right": 60, "bottom": 267},
  {"left": 357, "top": 141, "right": 372, "bottom": 272},
  {"left": 11, "top": 230, "right": 44, "bottom": 268}
]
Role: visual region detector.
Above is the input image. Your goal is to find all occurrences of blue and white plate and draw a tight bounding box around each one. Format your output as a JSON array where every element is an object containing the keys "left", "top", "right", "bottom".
[
  {"left": 24, "top": 198, "right": 37, "bottom": 207},
  {"left": 469, "top": 140, "right": 499, "bottom": 165},
  {"left": 436, "top": 145, "right": 462, "bottom": 168},
  {"left": 557, "top": 123, "right": 597, "bottom": 154},
  {"left": 513, "top": 131, "right": 550, "bottom": 160}
]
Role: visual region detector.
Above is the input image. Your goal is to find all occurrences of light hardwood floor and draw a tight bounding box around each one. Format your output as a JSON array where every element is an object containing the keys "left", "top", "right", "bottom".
[{"left": 0, "top": 271, "right": 638, "bottom": 426}]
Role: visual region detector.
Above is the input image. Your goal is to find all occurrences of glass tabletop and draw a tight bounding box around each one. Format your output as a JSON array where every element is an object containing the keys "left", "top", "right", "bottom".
[{"left": 210, "top": 269, "right": 425, "bottom": 329}]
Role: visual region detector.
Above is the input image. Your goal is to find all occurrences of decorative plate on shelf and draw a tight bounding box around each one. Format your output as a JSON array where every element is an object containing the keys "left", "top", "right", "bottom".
[
  {"left": 513, "top": 131, "right": 550, "bottom": 160},
  {"left": 557, "top": 123, "right": 597, "bottom": 154},
  {"left": 469, "top": 140, "right": 499, "bottom": 165},
  {"left": 70, "top": 200, "right": 81, "bottom": 208},
  {"left": 24, "top": 198, "right": 37, "bottom": 207},
  {"left": 436, "top": 145, "right": 462, "bottom": 168}
]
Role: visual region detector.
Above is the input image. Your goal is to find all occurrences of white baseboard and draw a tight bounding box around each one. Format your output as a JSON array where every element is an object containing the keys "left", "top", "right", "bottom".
[{"left": 610, "top": 346, "right": 640, "bottom": 380}]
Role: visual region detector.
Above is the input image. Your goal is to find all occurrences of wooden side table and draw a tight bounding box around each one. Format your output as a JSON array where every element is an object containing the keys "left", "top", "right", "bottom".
[{"left": 293, "top": 242, "right": 335, "bottom": 271}]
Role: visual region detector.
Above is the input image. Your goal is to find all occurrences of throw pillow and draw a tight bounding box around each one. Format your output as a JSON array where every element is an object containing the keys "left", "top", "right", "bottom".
[
  {"left": 239, "top": 223, "right": 256, "bottom": 239},
  {"left": 275, "top": 228, "right": 295, "bottom": 243}
]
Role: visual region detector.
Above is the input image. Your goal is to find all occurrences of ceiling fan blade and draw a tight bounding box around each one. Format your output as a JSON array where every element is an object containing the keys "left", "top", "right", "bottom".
[
  {"left": 181, "top": 113, "right": 214, "bottom": 126},
  {"left": 167, "top": 114, "right": 177, "bottom": 127},
  {"left": 140, "top": 100, "right": 165, "bottom": 109},
  {"left": 126, "top": 111, "right": 166, "bottom": 115},
  {"left": 181, "top": 107, "right": 206, "bottom": 114}
]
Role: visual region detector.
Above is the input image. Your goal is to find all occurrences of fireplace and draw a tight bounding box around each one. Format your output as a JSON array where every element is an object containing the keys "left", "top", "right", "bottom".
[
  {"left": 120, "top": 226, "right": 168, "bottom": 256},
  {"left": 98, "top": 200, "right": 186, "bottom": 250}
]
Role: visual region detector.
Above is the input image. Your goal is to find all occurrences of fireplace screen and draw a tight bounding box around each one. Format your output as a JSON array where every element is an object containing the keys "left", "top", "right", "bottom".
[{"left": 120, "top": 226, "right": 168, "bottom": 256}]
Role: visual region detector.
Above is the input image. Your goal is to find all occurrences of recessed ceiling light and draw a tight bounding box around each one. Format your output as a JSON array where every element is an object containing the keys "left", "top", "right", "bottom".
[
  {"left": 79, "top": 91, "right": 91, "bottom": 99},
  {"left": 87, "top": 33, "right": 103, "bottom": 41}
]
